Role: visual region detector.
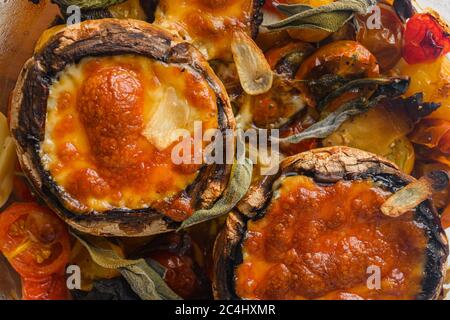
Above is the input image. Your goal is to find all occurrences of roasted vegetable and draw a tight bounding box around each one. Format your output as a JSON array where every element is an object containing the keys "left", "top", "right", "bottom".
[
  {"left": 213, "top": 147, "right": 448, "bottom": 300},
  {"left": 355, "top": 3, "right": 404, "bottom": 71},
  {"left": 397, "top": 55, "right": 450, "bottom": 121},
  {"left": 231, "top": 31, "right": 273, "bottom": 96},
  {"left": 153, "top": 0, "right": 264, "bottom": 61},
  {"left": 0, "top": 203, "right": 71, "bottom": 300},
  {"left": 0, "top": 113, "right": 16, "bottom": 208},
  {"left": 265, "top": 0, "right": 376, "bottom": 43},
  {"left": 132, "top": 233, "right": 211, "bottom": 299},
  {"left": 403, "top": 12, "right": 450, "bottom": 65},
  {"left": 53, "top": 0, "right": 152, "bottom": 21},
  {"left": 10, "top": 19, "right": 235, "bottom": 236},
  {"left": 296, "top": 40, "right": 379, "bottom": 109}
]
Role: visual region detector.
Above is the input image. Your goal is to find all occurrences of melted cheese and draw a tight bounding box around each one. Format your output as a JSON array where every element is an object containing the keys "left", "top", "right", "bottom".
[
  {"left": 42, "top": 55, "right": 218, "bottom": 213},
  {"left": 154, "top": 0, "right": 256, "bottom": 60}
]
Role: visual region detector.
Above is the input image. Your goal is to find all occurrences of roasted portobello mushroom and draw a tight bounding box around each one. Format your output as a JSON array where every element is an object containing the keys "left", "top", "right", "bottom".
[
  {"left": 213, "top": 147, "right": 449, "bottom": 300},
  {"left": 10, "top": 18, "right": 235, "bottom": 237}
]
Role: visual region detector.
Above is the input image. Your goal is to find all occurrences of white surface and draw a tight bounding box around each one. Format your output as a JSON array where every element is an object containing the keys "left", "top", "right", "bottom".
[{"left": 416, "top": 0, "right": 450, "bottom": 21}]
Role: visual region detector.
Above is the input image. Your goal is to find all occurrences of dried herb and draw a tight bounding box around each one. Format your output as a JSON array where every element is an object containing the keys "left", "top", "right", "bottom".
[
  {"left": 265, "top": 0, "right": 376, "bottom": 33},
  {"left": 71, "top": 232, "right": 181, "bottom": 300},
  {"left": 72, "top": 277, "right": 140, "bottom": 300},
  {"left": 317, "top": 77, "right": 409, "bottom": 111},
  {"left": 52, "top": 0, "right": 126, "bottom": 9},
  {"left": 231, "top": 31, "right": 273, "bottom": 95},
  {"left": 275, "top": 77, "right": 409, "bottom": 144},
  {"left": 178, "top": 158, "right": 253, "bottom": 230}
]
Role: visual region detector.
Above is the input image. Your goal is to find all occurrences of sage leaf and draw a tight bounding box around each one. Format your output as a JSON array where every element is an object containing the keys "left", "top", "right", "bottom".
[
  {"left": 265, "top": 0, "right": 377, "bottom": 33},
  {"left": 178, "top": 158, "right": 253, "bottom": 230},
  {"left": 273, "top": 98, "right": 373, "bottom": 144},
  {"left": 274, "top": 77, "right": 409, "bottom": 144},
  {"left": 71, "top": 232, "right": 181, "bottom": 300},
  {"left": 53, "top": 0, "right": 126, "bottom": 9},
  {"left": 275, "top": 4, "right": 313, "bottom": 16},
  {"left": 317, "top": 77, "right": 409, "bottom": 111}
]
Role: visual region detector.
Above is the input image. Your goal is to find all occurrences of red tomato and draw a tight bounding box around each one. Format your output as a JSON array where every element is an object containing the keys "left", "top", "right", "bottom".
[
  {"left": 409, "top": 119, "right": 450, "bottom": 155},
  {"left": 441, "top": 204, "right": 450, "bottom": 229},
  {"left": 22, "top": 273, "right": 69, "bottom": 300},
  {"left": 403, "top": 13, "right": 450, "bottom": 64},
  {"left": 356, "top": 3, "right": 404, "bottom": 71},
  {"left": 150, "top": 250, "right": 209, "bottom": 299},
  {"left": 0, "top": 203, "right": 70, "bottom": 279}
]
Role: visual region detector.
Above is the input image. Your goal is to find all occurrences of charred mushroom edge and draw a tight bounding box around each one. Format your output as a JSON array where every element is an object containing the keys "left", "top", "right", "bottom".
[
  {"left": 213, "top": 146, "right": 449, "bottom": 300},
  {"left": 10, "top": 19, "right": 235, "bottom": 237}
]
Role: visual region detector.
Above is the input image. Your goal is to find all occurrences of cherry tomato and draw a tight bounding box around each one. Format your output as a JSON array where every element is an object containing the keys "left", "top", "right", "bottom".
[
  {"left": 409, "top": 119, "right": 450, "bottom": 155},
  {"left": 22, "top": 273, "right": 69, "bottom": 300},
  {"left": 296, "top": 40, "right": 380, "bottom": 108},
  {"left": 356, "top": 3, "right": 404, "bottom": 71},
  {"left": 403, "top": 13, "right": 450, "bottom": 64},
  {"left": 0, "top": 203, "right": 70, "bottom": 279},
  {"left": 441, "top": 204, "right": 450, "bottom": 229},
  {"left": 279, "top": 111, "right": 319, "bottom": 155},
  {"left": 251, "top": 77, "right": 306, "bottom": 129}
]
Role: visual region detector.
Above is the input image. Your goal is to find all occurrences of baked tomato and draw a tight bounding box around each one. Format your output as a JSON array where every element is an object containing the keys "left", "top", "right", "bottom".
[
  {"left": 0, "top": 203, "right": 70, "bottom": 279},
  {"left": 403, "top": 13, "right": 450, "bottom": 64},
  {"left": 356, "top": 3, "right": 404, "bottom": 71},
  {"left": 296, "top": 40, "right": 380, "bottom": 108},
  {"left": 22, "top": 273, "right": 69, "bottom": 300}
]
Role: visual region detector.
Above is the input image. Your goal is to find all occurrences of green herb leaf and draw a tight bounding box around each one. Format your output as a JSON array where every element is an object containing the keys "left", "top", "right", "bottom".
[
  {"left": 265, "top": 0, "right": 377, "bottom": 33},
  {"left": 178, "top": 158, "right": 253, "bottom": 230},
  {"left": 53, "top": 0, "right": 126, "bottom": 9},
  {"left": 274, "top": 77, "right": 410, "bottom": 144},
  {"left": 317, "top": 77, "right": 409, "bottom": 111},
  {"left": 71, "top": 232, "right": 181, "bottom": 300}
]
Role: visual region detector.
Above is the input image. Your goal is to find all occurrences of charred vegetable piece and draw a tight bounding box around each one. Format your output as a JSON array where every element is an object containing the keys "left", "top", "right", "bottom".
[
  {"left": 136, "top": 233, "right": 211, "bottom": 299},
  {"left": 355, "top": 3, "right": 404, "bottom": 71},
  {"left": 397, "top": 56, "right": 450, "bottom": 121},
  {"left": 10, "top": 19, "right": 235, "bottom": 236},
  {"left": 265, "top": 41, "right": 314, "bottom": 78},
  {"left": 53, "top": 0, "right": 150, "bottom": 21},
  {"left": 72, "top": 232, "right": 181, "bottom": 300},
  {"left": 154, "top": 0, "right": 264, "bottom": 61},
  {"left": 22, "top": 274, "right": 69, "bottom": 300},
  {"left": 296, "top": 40, "right": 379, "bottom": 108},
  {"left": 213, "top": 147, "right": 449, "bottom": 300},
  {"left": 71, "top": 277, "right": 139, "bottom": 300},
  {"left": 403, "top": 13, "right": 450, "bottom": 64},
  {"left": 0, "top": 113, "right": 16, "bottom": 208}
]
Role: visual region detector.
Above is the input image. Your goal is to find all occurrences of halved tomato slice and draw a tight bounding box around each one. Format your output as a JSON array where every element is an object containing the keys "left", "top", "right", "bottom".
[
  {"left": 22, "top": 273, "right": 69, "bottom": 300},
  {"left": 0, "top": 203, "right": 70, "bottom": 279}
]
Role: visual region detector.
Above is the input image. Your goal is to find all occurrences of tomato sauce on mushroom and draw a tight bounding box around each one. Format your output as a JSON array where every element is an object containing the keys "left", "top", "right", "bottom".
[
  {"left": 42, "top": 55, "right": 218, "bottom": 218},
  {"left": 235, "top": 176, "right": 428, "bottom": 300}
]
